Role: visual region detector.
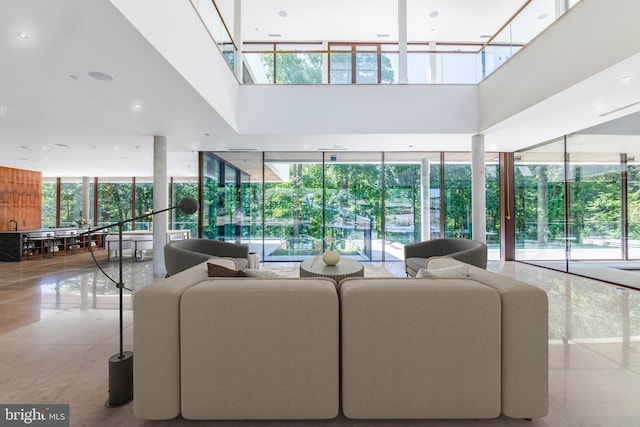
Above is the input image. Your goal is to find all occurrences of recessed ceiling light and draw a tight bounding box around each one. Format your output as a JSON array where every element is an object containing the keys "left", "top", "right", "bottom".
[
  {"left": 480, "top": 34, "right": 493, "bottom": 39},
  {"left": 204, "top": 133, "right": 211, "bottom": 137},
  {"left": 0, "top": 105, "right": 7, "bottom": 113},
  {"left": 19, "top": 145, "right": 33, "bottom": 150},
  {"left": 134, "top": 104, "right": 143, "bottom": 110},
  {"left": 537, "top": 13, "right": 549, "bottom": 20},
  {"left": 69, "top": 74, "right": 78, "bottom": 80},
  {"left": 16, "top": 32, "right": 29, "bottom": 39},
  {"left": 621, "top": 75, "right": 632, "bottom": 81},
  {"left": 377, "top": 34, "right": 390, "bottom": 38},
  {"left": 51, "top": 143, "right": 71, "bottom": 148},
  {"left": 429, "top": 11, "right": 439, "bottom": 18},
  {"left": 88, "top": 71, "right": 114, "bottom": 81},
  {"left": 268, "top": 33, "right": 282, "bottom": 38},
  {"left": 278, "top": 10, "right": 288, "bottom": 17}
]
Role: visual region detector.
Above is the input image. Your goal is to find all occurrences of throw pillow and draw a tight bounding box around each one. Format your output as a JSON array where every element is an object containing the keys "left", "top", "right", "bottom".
[
  {"left": 207, "top": 263, "right": 248, "bottom": 277},
  {"left": 416, "top": 264, "right": 469, "bottom": 278}
]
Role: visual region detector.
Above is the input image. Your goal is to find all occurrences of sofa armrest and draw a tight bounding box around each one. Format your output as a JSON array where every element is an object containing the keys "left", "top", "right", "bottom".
[
  {"left": 133, "top": 261, "right": 210, "bottom": 420},
  {"left": 427, "top": 258, "right": 549, "bottom": 419}
]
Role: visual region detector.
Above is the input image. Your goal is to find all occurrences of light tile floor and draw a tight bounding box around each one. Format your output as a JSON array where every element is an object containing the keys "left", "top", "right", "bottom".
[{"left": 0, "top": 254, "right": 639, "bottom": 426}]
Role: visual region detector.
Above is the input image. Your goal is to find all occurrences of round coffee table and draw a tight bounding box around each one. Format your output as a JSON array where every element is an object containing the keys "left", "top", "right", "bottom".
[{"left": 299, "top": 257, "right": 364, "bottom": 283}]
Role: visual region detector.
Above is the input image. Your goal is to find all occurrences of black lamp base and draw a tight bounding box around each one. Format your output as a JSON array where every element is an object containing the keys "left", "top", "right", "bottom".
[{"left": 105, "top": 351, "right": 133, "bottom": 408}]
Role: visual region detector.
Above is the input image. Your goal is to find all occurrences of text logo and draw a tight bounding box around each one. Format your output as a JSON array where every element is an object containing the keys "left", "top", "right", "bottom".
[{"left": 1, "top": 405, "right": 69, "bottom": 426}]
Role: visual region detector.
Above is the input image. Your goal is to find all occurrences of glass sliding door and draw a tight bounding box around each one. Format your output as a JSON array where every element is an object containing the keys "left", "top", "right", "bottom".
[
  {"left": 567, "top": 151, "right": 621, "bottom": 261},
  {"left": 223, "top": 165, "right": 239, "bottom": 242},
  {"left": 263, "top": 152, "right": 323, "bottom": 262},
  {"left": 324, "top": 152, "right": 381, "bottom": 261},
  {"left": 201, "top": 154, "right": 222, "bottom": 240},
  {"left": 443, "top": 153, "right": 472, "bottom": 239},
  {"left": 514, "top": 143, "right": 566, "bottom": 264},
  {"left": 384, "top": 153, "right": 434, "bottom": 262}
]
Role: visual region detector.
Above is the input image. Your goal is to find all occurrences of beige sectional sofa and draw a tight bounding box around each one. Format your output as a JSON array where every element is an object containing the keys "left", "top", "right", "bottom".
[{"left": 133, "top": 258, "right": 548, "bottom": 421}]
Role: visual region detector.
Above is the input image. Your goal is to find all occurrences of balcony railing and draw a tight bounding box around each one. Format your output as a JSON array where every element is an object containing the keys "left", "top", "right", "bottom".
[{"left": 192, "top": 0, "right": 581, "bottom": 85}]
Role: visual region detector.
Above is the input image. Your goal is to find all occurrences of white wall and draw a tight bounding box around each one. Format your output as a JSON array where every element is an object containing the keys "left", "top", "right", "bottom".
[
  {"left": 238, "top": 84, "right": 478, "bottom": 135},
  {"left": 110, "top": 0, "right": 240, "bottom": 130}
]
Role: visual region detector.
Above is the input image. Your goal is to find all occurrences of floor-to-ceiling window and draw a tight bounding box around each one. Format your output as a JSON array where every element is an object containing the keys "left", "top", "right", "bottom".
[
  {"left": 514, "top": 142, "right": 566, "bottom": 261},
  {"left": 324, "top": 152, "right": 381, "bottom": 260},
  {"left": 205, "top": 150, "right": 500, "bottom": 263},
  {"left": 134, "top": 178, "right": 153, "bottom": 230},
  {"left": 628, "top": 154, "right": 640, "bottom": 259},
  {"left": 443, "top": 153, "right": 472, "bottom": 239},
  {"left": 514, "top": 111, "right": 640, "bottom": 288},
  {"left": 41, "top": 178, "right": 57, "bottom": 228},
  {"left": 59, "top": 178, "right": 83, "bottom": 227},
  {"left": 384, "top": 153, "right": 429, "bottom": 262},
  {"left": 171, "top": 178, "right": 199, "bottom": 239},
  {"left": 97, "top": 178, "right": 133, "bottom": 230},
  {"left": 201, "top": 155, "right": 221, "bottom": 240},
  {"left": 262, "top": 152, "right": 323, "bottom": 262}
]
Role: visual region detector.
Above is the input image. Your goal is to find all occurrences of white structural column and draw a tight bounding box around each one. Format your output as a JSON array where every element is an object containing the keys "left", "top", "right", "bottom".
[
  {"left": 153, "top": 135, "right": 168, "bottom": 276},
  {"left": 398, "top": 0, "right": 408, "bottom": 84},
  {"left": 234, "top": 0, "right": 242, "bottom": 82},
  {"left": 471, "top": 134, "right": 486, "bottom": 243},
  {"left": 429, "top": 41, "right": 437, "bottom": 83},
  {"left": 555, "top": 0, "right": 569, "bottom": 17},
  {"left": 81, "top": 176, "right": 90, "bottom": 221},
  {"left": 420, "top": 158, "right": 431, "bottom": 241}
]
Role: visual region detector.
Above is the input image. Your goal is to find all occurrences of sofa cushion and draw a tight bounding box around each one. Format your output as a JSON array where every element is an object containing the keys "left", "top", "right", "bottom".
[
  {"left": 180, "top": 279, "right": 339, "bottom": 419},
  {"left": 340, "top": 278, "right": 501, "bottom": 419},
  {"left": 416, "top": 264, "right": 469, "bottom": 278}
]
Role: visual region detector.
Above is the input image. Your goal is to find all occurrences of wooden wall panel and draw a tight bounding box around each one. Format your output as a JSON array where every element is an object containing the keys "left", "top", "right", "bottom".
[{"left": 0, "top": 166, "right": 42, "bottom": 231}]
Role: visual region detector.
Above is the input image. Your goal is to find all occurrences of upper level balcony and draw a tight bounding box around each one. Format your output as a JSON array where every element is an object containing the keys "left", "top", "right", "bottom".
[{"left": 193, "top": 0, "right": 582, "bottom": 85}]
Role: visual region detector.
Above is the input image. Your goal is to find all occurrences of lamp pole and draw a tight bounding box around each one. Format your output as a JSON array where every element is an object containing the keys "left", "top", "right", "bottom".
[{"left": 84, "top": 197, "right": 199, "bottom": 408}]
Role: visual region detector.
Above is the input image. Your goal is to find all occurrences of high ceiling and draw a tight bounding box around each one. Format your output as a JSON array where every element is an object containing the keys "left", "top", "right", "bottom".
[
  {"left": 216, "top": 0, "right": 530, "bottom": 43},
  {"left": 0, "top": 0, "right": 636, "bottom": 178}
]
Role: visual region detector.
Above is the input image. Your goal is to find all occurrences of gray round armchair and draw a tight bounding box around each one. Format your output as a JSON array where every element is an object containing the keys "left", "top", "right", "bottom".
[
  {"left": 164, "top": 238, "right": 250, "bottom": 277},
  {"left": 404, "top": 238, "right": 488, "bottom": 277}
]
